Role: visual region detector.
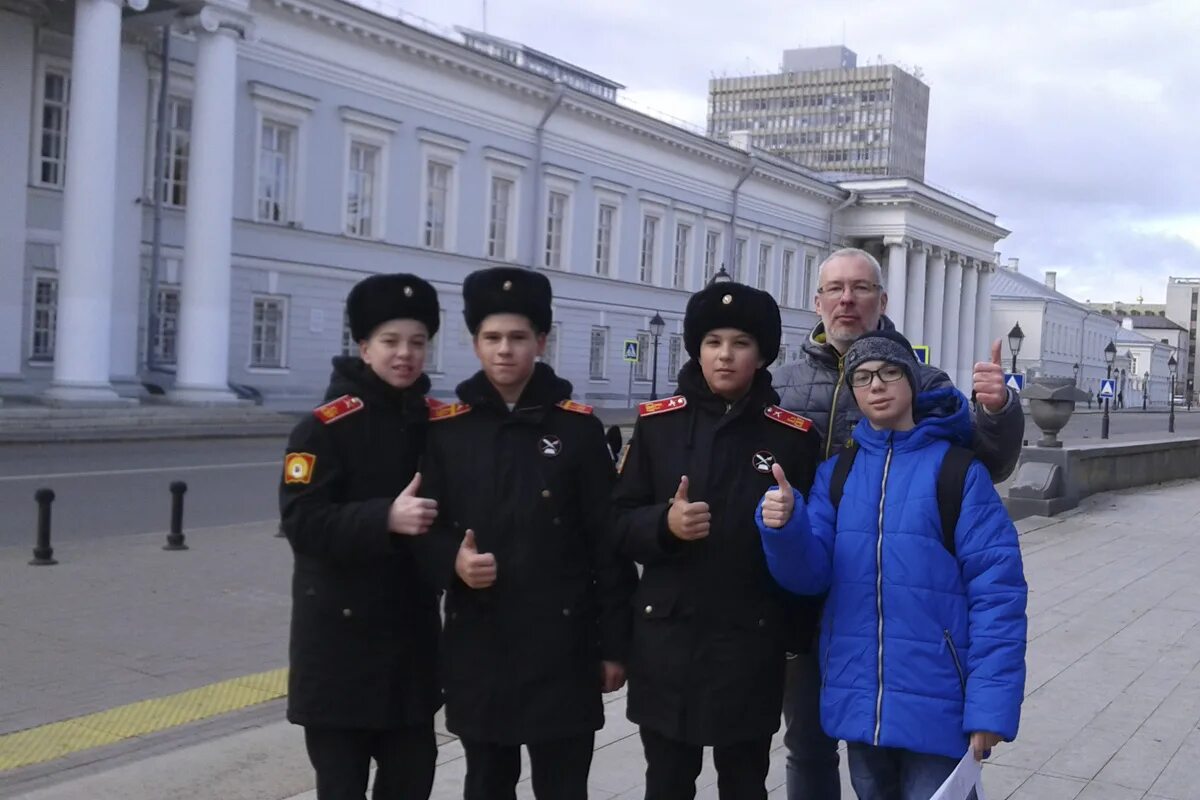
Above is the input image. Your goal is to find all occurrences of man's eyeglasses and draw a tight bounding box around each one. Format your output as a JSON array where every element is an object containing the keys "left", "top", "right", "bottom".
[
  {"left": 816, "top": 282, "right": 881, "bottom": 298},
  {"left": 849, "top": 365, "right": 907, "bottom": 388}
]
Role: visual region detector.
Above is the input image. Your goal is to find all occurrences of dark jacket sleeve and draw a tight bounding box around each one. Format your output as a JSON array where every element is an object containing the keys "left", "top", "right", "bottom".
[
  {"left": 610, "top": 420, "right": 682, "bottom": 566},
  {"left": 413, "top": 426, "right": 463, "bottom": 592},
  {"left": 576, "top": 417, "right": 637, "bottom": 663},
  {"left": 279, "top": 419, "right": 394, "bottom": 565},
  {"left": 920, "top": 365, "right": 1024, "bottom": 483}
]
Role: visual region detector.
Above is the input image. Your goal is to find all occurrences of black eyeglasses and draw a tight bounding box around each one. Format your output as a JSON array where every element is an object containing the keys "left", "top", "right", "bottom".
[{"left": 849, "top": 365, "right": 906, "bottom": 388}]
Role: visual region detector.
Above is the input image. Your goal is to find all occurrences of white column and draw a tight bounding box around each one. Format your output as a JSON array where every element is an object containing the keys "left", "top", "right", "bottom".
[
  {"left": 941, "top": 254, "right": 964, "bottom": 387},
  {"left": 171, "top": 11, "right": 245, "bottom": 404},
  {"left": 45, "top": 0, "right": 126, "bottom": 403},
  {"left": 923, "top": 248, "right": 946, "bottom": 368},
  {"left": 904, "top": 244, "right": 929, "bottom": 347},
  {"left": 0, "top": 12, "right": 35, "bottom": 384},
  {"left": 957, "top": 260, "right": 979, "bottom": 388},
  {"left": 883, "top": 236, "right": 908, "bottom": 335},
  {"left": 974, "top": 263, "right": 994, "bottom": 365}
]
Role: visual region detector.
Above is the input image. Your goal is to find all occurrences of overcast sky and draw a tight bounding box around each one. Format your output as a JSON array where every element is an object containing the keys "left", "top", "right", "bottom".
[{"left": 390, "top": 0, "right": 1198, "bottom": 304}]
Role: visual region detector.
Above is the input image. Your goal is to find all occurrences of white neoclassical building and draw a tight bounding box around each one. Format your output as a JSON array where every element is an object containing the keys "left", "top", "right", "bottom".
[{"left": 1, "top": 0, "right": 1010, "bottom": 408}]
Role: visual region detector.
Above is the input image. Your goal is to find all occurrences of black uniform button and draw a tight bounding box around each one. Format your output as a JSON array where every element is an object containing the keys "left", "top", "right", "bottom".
[
  {"left": 757, "top": 618, "right": 767, "bottom": 628},
  {"left": 342, "top": 608, "right": 353, "bottom": 618},
  {"left": 552, "top": 517, "right": 561, "bottom": 526},
  {"left": 562, "top": 607, "right": 571, "bottom": 617},
  {"left": 541, "top": 489, "right": 552, "bottom": 499}
]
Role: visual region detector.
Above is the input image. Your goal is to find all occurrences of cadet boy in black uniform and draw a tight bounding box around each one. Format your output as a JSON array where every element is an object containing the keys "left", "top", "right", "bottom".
[
  {"left": 280, "top": 273, "right": 447, "bottom": 800},
  {"left": 611, "top": 282, "right": 822, "bottom": 800},
  {"left": 421, "top": 266, "right": 636, "bottom": 800}
]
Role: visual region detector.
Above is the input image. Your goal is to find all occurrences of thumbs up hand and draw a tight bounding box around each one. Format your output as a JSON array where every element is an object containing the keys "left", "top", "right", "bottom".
[
  {"left": 388, "top": 472, "right": 439, "bottom": 535},
  {"left": 667, "top": 476, "right": 711, "bottom": 541},
  {"left": 973, "top": 339, "right": 1009, "bottom": 413},
  {"left": 456, "top": 530, "right": 498, "bottom": 589},
  {"left": 760, "top": 463, "right": 796, "bottom": 529}
]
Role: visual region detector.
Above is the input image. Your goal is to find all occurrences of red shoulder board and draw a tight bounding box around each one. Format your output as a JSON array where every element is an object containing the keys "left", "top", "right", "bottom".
[
  {"left": 425, "top": 396, "right": 446, "bottom": 410},
  {"left": 556, "top": 399, "right": 594, "bottom": 415},
  {"left": 429, "top": 402, "right": 472, "bottom": 422},
  {"left": 764, "top": 405, "right": 814, "bottom": 432},
  {"left": 314, "top": 395, "right": 364, "bottom": 425},
  {"left": 639, "top": 395, "right": 688, "bottom": 418}
]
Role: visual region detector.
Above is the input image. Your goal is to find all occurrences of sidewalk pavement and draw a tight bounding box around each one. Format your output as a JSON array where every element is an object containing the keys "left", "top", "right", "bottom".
[{"left": 5, "top": 480, "right": 1200, "bottom": 798}]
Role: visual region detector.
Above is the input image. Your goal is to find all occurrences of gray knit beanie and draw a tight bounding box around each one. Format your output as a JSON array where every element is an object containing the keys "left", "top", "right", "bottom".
[{"left": 844, "top": 329, "right": 921, "bottom": 397}]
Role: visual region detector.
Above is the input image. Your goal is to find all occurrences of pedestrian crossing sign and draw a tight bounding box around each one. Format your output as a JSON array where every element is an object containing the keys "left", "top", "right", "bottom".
[
  {"left": 911, "top": 345, "right": 930, "bottom": 365},
  {"left": 1005, "top": 373, "right": 1025, "bottom": 393},
  {"left": 623, "top": 340, "right": 640, "bottom": 363},
  {"left": 1099, "top": 379, "right": 1116, "bottom": 399}
]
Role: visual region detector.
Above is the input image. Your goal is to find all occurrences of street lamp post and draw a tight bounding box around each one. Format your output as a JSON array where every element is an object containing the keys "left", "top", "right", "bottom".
[
  {"left": 1072, "top": 362, "right": 1080, "bottom": 385},
  {"left": 709, "top": 264, "right": 733, "bottom": 286},
  {"left": 1102, "top": 340, "right": 1116, "bottom": 440},
  {"left": 649, "top": 312, "right": 665, "bottom": 401},
  {"left": 1169, "top": 354, "right": 1178, "bottom": 433},
  {"left": 1007, "top": 322, "right": 1024, "bottom": 375},
  {"left": 1143, "top": 370, "right": 1149, "bottom": 411}
]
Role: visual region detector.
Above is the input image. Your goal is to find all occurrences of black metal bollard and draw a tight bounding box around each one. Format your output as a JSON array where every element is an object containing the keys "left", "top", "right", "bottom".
[
  {"left": 30, "top": 488, "right": 57, "bottom": 566},
  {"left": 164, "top": 481, "right": 189, "bottom": 551}
]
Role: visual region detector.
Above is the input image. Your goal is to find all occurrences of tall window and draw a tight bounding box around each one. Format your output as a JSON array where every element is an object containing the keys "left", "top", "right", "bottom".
[
  {"left": 673, "top": 223, "right": 691, "bottom": 289},
  {"left": 733, "top": 238, "right": 747, "bottom": 282},
  {"left": 667, "top": 334, "right": 683, "bottom": 376},
  {"left": 639, "top": 215, "right": 659, "bottom": 283},
  {"left": 257, "top": 120, "right": 296, "bottom": 223},
  {"left": 487, "top": 176, "right": 514, "bottom": 259},
  {"left": 781, "top": 250, "right": 795, "bottom": 307},
  {"left": 37, "top": 65, "right": 70, "bottom": 188},
  {"left": 424, "top": 161, "right": 451, "bottom": 249},
  {"left": 425, "top": 311, "right": 444, "bottom": 373},
  {"left": 152, "top": 286, "right": 180, "bottom": 364},
  {"left": 345, "top": 141, "right": 379, "bottom": 237},
  {"left": 757, "top": 243, "right": 772, "bottom": 291},
  {"left": 704, "top": 230, "right": 720, "bottom": 283},
  {"left": 342, "top": 309, "right": 354, "bottom": 355},
  {"left": 155, "top": 96, "right": 191, "bottom": 207},
  {"left": 595, "top": 203, "right": 616, "bottom": 276},
  {"left": 804, "top": 254, "right": 816, "bottom": 308},
  {"left": 545, "top": 191, "right": 568, "bottom": 269},
  {"left": 589, "top": 327, "right": 608, "bottom": 379},
  {"left": 634, "top": 331, "right": 651, "bottom": 381},
  {"left": 542, "top": 323, "right": 560, "bottom": 369},
  {"left": 251, "top": 296, "right": 286, "bottom": 368},
  {"left": 31, "top": 275, "right": 58, "bottom": 362}
]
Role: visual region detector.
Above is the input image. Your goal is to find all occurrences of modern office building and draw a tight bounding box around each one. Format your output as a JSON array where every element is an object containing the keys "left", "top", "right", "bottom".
[
  {"left": 1165, "top": 277, "right": 1199, "bottom": 401},
  {"left": 1, "top": 0, "right": 1003, "bottom": 408},
  {"left": 707, "top": 45, "right": 930, "bottom": 180}
]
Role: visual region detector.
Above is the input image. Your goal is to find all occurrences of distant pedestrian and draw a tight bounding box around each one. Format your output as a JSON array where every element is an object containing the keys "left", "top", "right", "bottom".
[
  {"left": 606, "top": 424, "right": 624, "bottom": 464},
  {"left": 1087, "top": 391, "right": 1094, "bottom": 409},
  {"left": 279, "top": 273, "right": 447, "bottom": 800}
]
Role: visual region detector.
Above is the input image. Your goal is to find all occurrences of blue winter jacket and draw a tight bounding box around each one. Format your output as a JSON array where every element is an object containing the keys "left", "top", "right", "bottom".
[{"left": 757, "top": 388, "right": 1027, "bottom": 759}]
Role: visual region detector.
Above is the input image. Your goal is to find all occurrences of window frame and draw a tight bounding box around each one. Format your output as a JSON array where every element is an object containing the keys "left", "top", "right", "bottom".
[
  {"left": 589, "top": 326, "right": 609, "bottom": 381},
  {"left": 417, "top": 131, "right": 465, "bottom": 252},
  {"left": 31, "top": 55, "right": 72, "bottom": 190},
  {"left": 593, "top": 194, "right": 622, "bottom": 278},
  {"left": 703, "top": 228, "right": 722, "bottom": 284},
  {"left": 633, "top": 330, "right": 652, "bottom": 382},
  {"left": 483, "top": 153, "right": 524, "bottom": 262},
  {"left": 29, "top": 270, "right": 59, "bottom": 364},
  {"left": 757, "top": 241, "right": 773, "bottom": 291},
  {"left": 248, "top": 294, "right": 289, "bottom": 371},
  {"left": 667, "top": 333, "right": 683, "bottom": 377},
  {"left": 542, "top": 322, "right": 562, "bottom": 370},
  {"left": 151, "top": 284, "right": 181, "bottom": 365},
  {"left": 250, "top": 83, "right": 315, "bottom": 227},
  {"left": 672, "top": 219, "right": 693, "bottom": 290},
  {"left": 340, "top": 109, "right": 396, "bottom": 240},
  {"left": 638, "top": 211, "right": 662, "bottom": 285},
  {"left": 542, "top": 175, "right": 576, "bottom": 271}
]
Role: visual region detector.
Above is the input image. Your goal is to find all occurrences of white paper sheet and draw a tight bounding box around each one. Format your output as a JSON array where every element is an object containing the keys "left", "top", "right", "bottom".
[{"left": 928, "top": 749, "right": 986, "bottom": 800}]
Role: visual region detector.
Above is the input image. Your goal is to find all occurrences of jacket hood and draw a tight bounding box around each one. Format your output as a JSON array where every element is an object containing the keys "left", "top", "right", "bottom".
[
  {"left": 850, "top": 386, "right": 972, "bottom": 454},
  {"left": 803, "top": 314, "right": 899, "bottom": 366},
  {"left": 326, "top": 355, "right": 431, "bottom": 417},
  {"left": 454, "top": 361, "right": 573, "bottom": 413}
]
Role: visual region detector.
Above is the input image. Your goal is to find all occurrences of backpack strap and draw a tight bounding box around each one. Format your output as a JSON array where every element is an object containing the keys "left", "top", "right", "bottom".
[
  {"left": 828, "top": 444, "right": 859, "bottom": 517},
  {"left": 937, "top": 446, "right": 976, "bottom": 558}
]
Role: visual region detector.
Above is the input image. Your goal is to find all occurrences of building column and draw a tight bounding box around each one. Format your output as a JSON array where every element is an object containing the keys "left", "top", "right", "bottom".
[
  {"left": 974, "top": 263, "right": 994, "bottom": 365},
  {"left": 957, "top": 260, "right": 979, "bottom": 388},
  {"left": 171, "top": 8, "right": 248, "bottom": 404},
  {"left": 941, "top": 254, "right": 964, "bottom": 387},
  {"left": 923, "top": 248, "right": 947, "bottom": 369},
  {"left": 45, "top": 0, "right": 145, "bottom": 402},
  {"left": 904, "top": 244, "right": 929, "bottom": 348},
  {"left": 883, "top": 236, "right": 908, "bottom": 335}
]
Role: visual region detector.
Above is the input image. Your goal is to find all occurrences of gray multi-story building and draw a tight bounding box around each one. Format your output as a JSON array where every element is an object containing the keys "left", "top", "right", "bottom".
[
  {"left": 1166, "top": 277, "right": 1200, "bottom": 401},
  {"left": 707, "top": 46, "right": 930, "bottom": 180},
  {"left": 1, "top": 0, "right": 1003, "bottom": 409}
]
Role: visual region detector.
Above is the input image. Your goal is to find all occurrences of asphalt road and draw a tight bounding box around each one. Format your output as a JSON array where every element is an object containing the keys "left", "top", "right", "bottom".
[{"left": 0, "top": 408, "right": 1196, "bottom": 550}]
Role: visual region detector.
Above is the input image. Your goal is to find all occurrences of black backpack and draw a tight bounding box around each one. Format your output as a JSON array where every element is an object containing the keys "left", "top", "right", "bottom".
[{"left": 828, "top": 444, "right": 975, "bottom": 557}]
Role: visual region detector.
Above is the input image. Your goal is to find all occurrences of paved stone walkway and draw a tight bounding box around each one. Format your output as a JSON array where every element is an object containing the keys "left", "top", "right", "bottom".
[{"left": 4, "top": 480, "right": 1200, "bottom": 798}]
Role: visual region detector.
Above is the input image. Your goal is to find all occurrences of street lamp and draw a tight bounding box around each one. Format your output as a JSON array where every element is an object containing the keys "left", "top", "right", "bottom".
[
  {"left": 1169, "top": 354, "right": 1178, "bottom": 433},
  {"left": 1143, "top": 370, "right": 1149, "bottom": 411},
  {"left": 709, "top": 264, "right": 733, "bottom": 285},
  {"left": 1006, "top": 322, "right": 1024, "bottom": 375},
  {"left": 1102, "top": 340, "right": 1116, "bottom": 440},
  {"left": 649, "top": 311, "right": 665, "bottom": 400},
  {"left": 1072, "top": 362, "right": 1080, "bottom": 385}
]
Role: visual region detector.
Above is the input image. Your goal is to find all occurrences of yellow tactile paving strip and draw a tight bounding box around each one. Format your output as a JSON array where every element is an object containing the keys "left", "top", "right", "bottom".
[{"left": 0, "top": 667, "right": 288, "bottom": 773}]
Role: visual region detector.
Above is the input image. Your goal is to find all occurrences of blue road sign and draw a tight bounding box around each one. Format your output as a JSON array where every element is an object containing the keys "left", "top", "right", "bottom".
[
  {"left": 912, "top": 345, "right": 930, "bottom": 365},
  {"left": 623, "top": 339, "right": 640, "bottom": 363},
  {"left": 1004, "top": 373, "right": 1025, "bottom": 393},
  {"left": 1099, "top": 379, "right": 1116, "bottom": 399}
]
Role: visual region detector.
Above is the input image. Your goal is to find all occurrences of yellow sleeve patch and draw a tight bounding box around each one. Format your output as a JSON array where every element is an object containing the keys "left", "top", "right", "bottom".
[
  {"left": 429, "top": 402, "right": 472, "bottom": 422},
  {"left": 283, "top": 452, "right": 316, "bottom": 485}
]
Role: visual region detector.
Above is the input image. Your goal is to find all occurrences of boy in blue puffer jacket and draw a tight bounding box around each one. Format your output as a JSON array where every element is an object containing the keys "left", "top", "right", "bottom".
[{"left": 756, "top": 330, "right": 1027, "bottom": 800}]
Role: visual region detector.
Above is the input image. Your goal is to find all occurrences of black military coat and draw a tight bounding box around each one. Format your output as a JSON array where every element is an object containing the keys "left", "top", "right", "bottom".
[
  {"left": 422, "top": 363, "right": 637, "bottom": 745},
  {"left": 280, "top": 357, "right": 446, "bottom": 730},
  {"left": 611, "top": 362, "right": 822, "bottom": 746}
]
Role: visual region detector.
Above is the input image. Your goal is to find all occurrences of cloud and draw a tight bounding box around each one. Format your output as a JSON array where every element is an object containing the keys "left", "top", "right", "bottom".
[{"left": 388, "top": 0, "right": 1200, "bottom": 302}]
